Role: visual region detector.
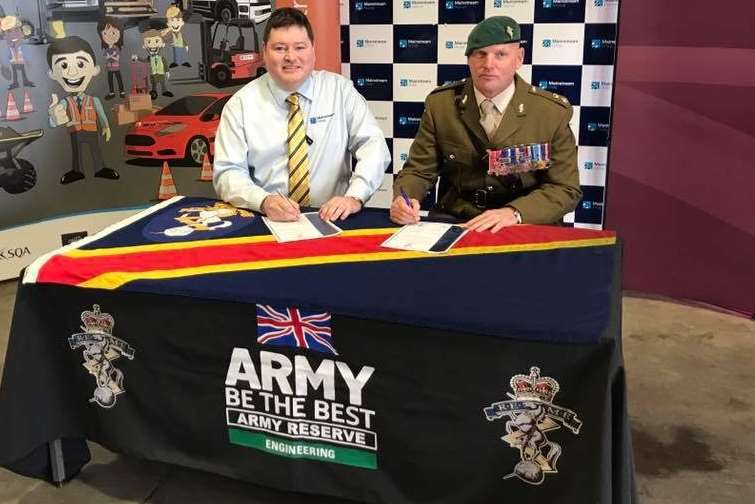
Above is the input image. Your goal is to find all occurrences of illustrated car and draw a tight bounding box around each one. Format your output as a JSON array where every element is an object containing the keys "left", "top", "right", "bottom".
[{"left": 124, "top": 92, "right": 232, "bottom": 166}]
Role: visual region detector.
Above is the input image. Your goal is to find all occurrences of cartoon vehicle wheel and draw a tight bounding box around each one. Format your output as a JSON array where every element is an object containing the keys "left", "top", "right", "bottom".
[
  {"left": 217, "top": 2, "right": 237, "bottom": 24},
  {"left": 186, "top": 136, "right": 210, "bottom": 166},
  {"left": 0, "top": 158, "right": 37, "bottom": 194},
  {"left": 211, "top": 65, "right": 231, "bottom": 86}
]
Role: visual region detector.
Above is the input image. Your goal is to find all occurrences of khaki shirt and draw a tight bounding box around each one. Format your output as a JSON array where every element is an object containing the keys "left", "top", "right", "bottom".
[{"left": 394, "top": 75, "right": 582, "bottom": 224}]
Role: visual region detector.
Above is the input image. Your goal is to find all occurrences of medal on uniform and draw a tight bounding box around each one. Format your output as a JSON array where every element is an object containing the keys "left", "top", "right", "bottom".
[{"left": 487, "top": 142, "right": 552, "bottom": 176}]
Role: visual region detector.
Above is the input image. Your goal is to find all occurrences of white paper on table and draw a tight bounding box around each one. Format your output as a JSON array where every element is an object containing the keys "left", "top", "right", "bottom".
[
  {"left": 263, "top": 212, "right": 342, "bottom": 243},
  {"left": 381, "top": 221, "right": 467, "bottom": 253}
]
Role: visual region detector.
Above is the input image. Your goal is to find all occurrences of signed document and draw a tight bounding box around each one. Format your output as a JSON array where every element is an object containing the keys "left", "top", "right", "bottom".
[
  {"left": 263, "top": 213, "right": 342, "bottom": 243},
  {"left": 381, "top": 222, "right": 467, "bottom": 253}
]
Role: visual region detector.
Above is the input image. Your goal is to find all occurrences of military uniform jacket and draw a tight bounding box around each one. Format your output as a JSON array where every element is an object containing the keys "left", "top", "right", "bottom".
[{"left": 394, "top": 75, "right": 582, "bottom": 224}]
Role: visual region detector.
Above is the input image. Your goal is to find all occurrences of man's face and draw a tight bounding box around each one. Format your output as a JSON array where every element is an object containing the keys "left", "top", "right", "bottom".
[
  {"left": 48, "top": 50, "right": 100, "bottom": 94},
  {"left": 144, "top": 35, "right": 164, "bottom": 54},
  {"left": 101, "top": 25, "right": 120, "bottom": 47},
  {"left": 167, "top": 16, "right": 184, "bottom": 33},
  {"left": 263, "top": 26, "right": 315, "bottom": 92},
  {"left": 467, "top": 43, "right": 523, "bottom": 98}
]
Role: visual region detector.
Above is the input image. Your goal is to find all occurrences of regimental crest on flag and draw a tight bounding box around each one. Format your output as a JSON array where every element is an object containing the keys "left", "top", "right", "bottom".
[
  {"left": 482, "top": 367, "right": 582, "bottom": 485},
  {"left": 68, "top": 304, "right": 135, "bottom": 409},
  {"left": 143, "top": 199, "right": 254, "bottom": 243},
  {"left": 256, "top": 305, "right": 337, "bottom": 355}
]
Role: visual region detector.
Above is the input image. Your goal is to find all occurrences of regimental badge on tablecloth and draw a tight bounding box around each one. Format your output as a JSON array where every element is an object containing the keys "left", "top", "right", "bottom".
[
  {"left": 143, "top": 200, "right": 255, "bottom": 242},
  {"left": 256, "top": 304, "right": 337, "bottom": 355},
  {"left": 487, "top": 143, "right": 551, "bottom": 177},
  {"left": 68, "top": 305, "right": 135, "bottom": 409},
  {"left": 482, "top": 367, "right": 582, "bottom": 485}
]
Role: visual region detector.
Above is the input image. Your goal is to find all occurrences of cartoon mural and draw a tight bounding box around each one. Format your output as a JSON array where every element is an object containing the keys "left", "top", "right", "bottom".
[
  {"left": 97, "top": 16, "right": 126, "bottom": 100},
  {"left": 133, "top": 28, "right": 173, "bottom": 99},
  {"left": 0, "top": 15, "right": 35, "bottom": 90}
]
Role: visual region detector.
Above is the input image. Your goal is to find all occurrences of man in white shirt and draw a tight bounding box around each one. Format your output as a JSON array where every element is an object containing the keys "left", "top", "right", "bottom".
[{"left": 213, "top": 8, "right": 390, "bottom": 222}]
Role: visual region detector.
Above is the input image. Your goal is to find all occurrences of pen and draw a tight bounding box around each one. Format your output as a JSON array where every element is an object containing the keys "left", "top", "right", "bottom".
[
  {"left": 276, "top": 191, "right": 300, "bottom": 215},
  {"left": 400, "top": 188, "right": 412, "bottom": 208}
]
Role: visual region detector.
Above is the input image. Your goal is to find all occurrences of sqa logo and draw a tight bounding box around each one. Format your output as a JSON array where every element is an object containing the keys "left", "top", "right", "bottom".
[
  {"left": 0, "top": 246, "right": 31, "bottom": 260},
  {"left": 591, "top": 81, "right": 601, "bottom": 90},
  {"left": 356, "top": 39, "right": 364, "bottom": 48},
  {"left": 445, "top": 41, "right": 453, "bottom": 49},
  {"left": 584, "top": 161, "right": 594, "bottom": 170},
  {"left": 542, "top": 39, "right": 552, "bottom": 48},
  {"left": 399, "top": 39, "right": 408, "bottom": 48},
  {"left": 400, "top": 79, "right": 409, "bottom": 87}
]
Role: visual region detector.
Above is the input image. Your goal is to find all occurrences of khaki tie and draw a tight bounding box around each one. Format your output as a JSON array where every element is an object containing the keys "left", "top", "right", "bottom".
[
  {"left": 286, "top": 93, "right": 311, "bottom": 206},
  {"left": 479, "top": 99, "right": 501, "bottom": 140}
]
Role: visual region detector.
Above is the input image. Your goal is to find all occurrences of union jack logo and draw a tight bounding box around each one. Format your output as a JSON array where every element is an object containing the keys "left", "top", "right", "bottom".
[{"left": 256, "top": 305, "right": 337, "bottom": 355}]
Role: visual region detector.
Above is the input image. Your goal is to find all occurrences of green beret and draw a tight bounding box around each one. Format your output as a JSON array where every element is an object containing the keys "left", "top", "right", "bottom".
[{"left": 465, "top": 16, "right": 521, "bottom": 56}]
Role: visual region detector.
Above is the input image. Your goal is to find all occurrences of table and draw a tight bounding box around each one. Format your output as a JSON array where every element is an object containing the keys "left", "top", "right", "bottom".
[{"left": 0, "top": 197, "right": 636, "bottom": 503}]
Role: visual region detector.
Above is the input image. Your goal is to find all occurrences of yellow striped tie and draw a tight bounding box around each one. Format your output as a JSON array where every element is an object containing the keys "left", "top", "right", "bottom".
[{"left": 286, "top": 93, "right": 311, "bottom": 206}]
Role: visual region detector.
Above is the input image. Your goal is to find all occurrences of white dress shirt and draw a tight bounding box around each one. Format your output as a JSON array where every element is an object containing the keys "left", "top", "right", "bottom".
[{"left": 213, "top": 70, "right": 391, "bottom": 211}]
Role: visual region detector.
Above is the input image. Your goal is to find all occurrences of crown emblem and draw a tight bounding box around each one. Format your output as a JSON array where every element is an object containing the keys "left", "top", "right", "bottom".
[
  {"left": 509, "top": 367, "right": 559, "bottom": 403},
  {"left": 80, "top": 304, "right": 114, "bottom": 335}
]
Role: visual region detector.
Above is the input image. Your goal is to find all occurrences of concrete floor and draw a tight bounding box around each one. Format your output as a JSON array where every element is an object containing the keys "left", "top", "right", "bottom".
[{"left": 0, "top": 279, "right": 753, "bottom": 503}]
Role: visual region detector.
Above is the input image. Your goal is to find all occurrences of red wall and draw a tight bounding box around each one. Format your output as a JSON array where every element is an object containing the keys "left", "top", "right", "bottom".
[{"left": 606, "top": 1, "right": 755, "bottom": 316}]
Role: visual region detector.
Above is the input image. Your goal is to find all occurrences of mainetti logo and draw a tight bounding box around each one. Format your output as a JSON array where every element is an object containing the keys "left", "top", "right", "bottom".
[
  {"left": 444, "top": 39, "right": 467, "bottom": 50},
  {"left": 400, "top": 77, "right": 432, "bottom": 87},
  {"left": 0, "top": 245, "right": 31, "bottom": 260},
  {"left": 542, "top": 38, "right": 579, "bottom": 48},
  {"left": 398, "top": 38, "right": 432, "bottom": 49},
  {"left": 355, "top": 38, "right": 387, "bottom": 49},
  {"left": 539, "top": 80, "right": 575, "bottom": 90},
  {"left": 494, "top": 0, "right": 529, "bottom": 6},
  {"left": 354, "top": 1, "right": 388, "bottom": 10},
  {"left": 584, "top": 160, "right": 607, "bottom": 171},
  {"left": 581, "top": 200, "right": 604, "bottom": 210},
  {"left": 591, "top": 38, "right": 616, "bottom": 49},
  {"left": 543, "top": 0, "right": 580, "bottom": 7},
  {"left": 593, "top": 0, "right": 619, "bottom": 6},
  {"left": 356, "top": 77, "right": 388, "bottom": 87},
  {"left": 399, "top": 116, "right": 421, "bottom": 126},
  {"left": 591, "top": 80, "right": 613, "bottom": 90},
  {"left": 445, "top": 0, "right": 482, "bottom": 7},
  {"left": 403, "top": 0, "right": 434, "bottom": 7},
  {"left": 587, "top": 121, "right": 610, "bottom": 132}
]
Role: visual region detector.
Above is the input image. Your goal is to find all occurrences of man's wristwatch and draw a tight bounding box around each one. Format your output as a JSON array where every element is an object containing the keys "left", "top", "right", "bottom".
[{"left": 348, "top": 196, "right": 364, "bottom": 208}]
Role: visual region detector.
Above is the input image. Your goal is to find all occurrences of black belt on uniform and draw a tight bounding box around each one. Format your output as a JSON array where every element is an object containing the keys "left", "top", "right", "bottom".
[{"left": 458, "top": 186, "right": 511, "bottom": 209}]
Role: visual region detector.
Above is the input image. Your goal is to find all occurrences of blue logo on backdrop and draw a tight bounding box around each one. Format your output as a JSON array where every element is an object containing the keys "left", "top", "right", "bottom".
[
  {"left": 594, "top": 0, "right": 604, "bottom": 5},
  {"left": 356, "top": 39, "right": 364, "bottom": 48},
  {"left": 400, "top": 153, "right": 408, "bottom": 161},
  {"left": 437, "top": 64, "right": 469, "bottom": 86},
  {"left": 350, "top": 64, "right": 392, "bottom": 101},
  {"left": 575, "top": 186, "right": 605, "bottom": 225},
  {"left": 584, "top": 24, "right": 617, "bottom": 64},
  {"left": 580, "top": 106, "right": 611, "bottom": 146},
  {"left": 591, "top": 81, "right": 600, "bottom": 89},
  {"left": 394, "top": 25, "right": 437, "bottom": 63},
  {"left": 532, "top": 65, "right": 582, "bottom": 105},
  {"left": 400, "top": 79, "right": 409, "bottom": 87},
  {"left": 350, "top": 1, "right": 391, "bottom": 24},
  {"left": 535, "top": 0, "right": 585, "bottom": 23},
  {"left": 404, "top": 1, "right": 411, "bottom": 7},
  {"left": 439, "top": 0, "right": 484, "bottom": 24},
  {"left": 584, "top": 161, "right": 594, "bottom": 170},
  {"left": 542, "top": 39, "right": 552, "bottom": 47},
  {"left": 494, "top": 0, "right": 502, "bottom": 6},
  {"left": 445, "top": 40, "right": 454, "bottom": 49},
  {"left": 394, "top": 102, "right": 425, "bottom": 138}
]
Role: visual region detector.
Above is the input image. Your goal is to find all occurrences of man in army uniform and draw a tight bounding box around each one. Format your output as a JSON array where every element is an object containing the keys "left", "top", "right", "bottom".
[{"left": 391, "top": 16, "right": 581, "bottom": 232}]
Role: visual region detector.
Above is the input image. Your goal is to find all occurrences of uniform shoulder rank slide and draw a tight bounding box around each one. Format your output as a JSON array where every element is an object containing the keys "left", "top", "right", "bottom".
[
  {"left": 487, "top": 143, "right": 551, "bottom": 177},
  {"left": 530, "top": 87, "right": 570, "bottom": 108},
  {"left": 430, "top": 78, "right": 465, "bottom": 95}
]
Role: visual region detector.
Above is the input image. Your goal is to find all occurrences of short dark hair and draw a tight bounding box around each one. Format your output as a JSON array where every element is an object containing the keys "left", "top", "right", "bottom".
[
  {"left": 47, "top": 36, "right": 97, "bottom": 68},
  {"left": 263, "top": 8, "right": 314, "bottom": 44},
  {"left": 97, "top": 17, "right": 124, "bottom": 50}
]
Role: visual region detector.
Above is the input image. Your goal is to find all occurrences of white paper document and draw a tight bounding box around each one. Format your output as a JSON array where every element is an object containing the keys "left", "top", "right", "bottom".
[
  {"left": 381, "top": 222, "right": 467, "bottom": 253},
  {"left": 263, "top": 212, "right": 342, "bottom": 243}
]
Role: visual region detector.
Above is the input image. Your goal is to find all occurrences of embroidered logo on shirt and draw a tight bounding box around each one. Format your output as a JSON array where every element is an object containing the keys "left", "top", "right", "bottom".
[{"left": 309, "top": 112, "right": 335, "bottom": 124}]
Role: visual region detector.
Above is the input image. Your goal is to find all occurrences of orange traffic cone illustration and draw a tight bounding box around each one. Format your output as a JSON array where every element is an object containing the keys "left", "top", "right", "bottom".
[
  {"left": 157, "top": 161, "right": 177, "bottom": 200},
  {"left": 198, "top": 153, "right": 212, "bottom": 181},
  {"left": 4, "top": 92, "right": 20, "bottom": 121},
  {"left": 21, "top": 90, "right": 33, "bottom": 113}
]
